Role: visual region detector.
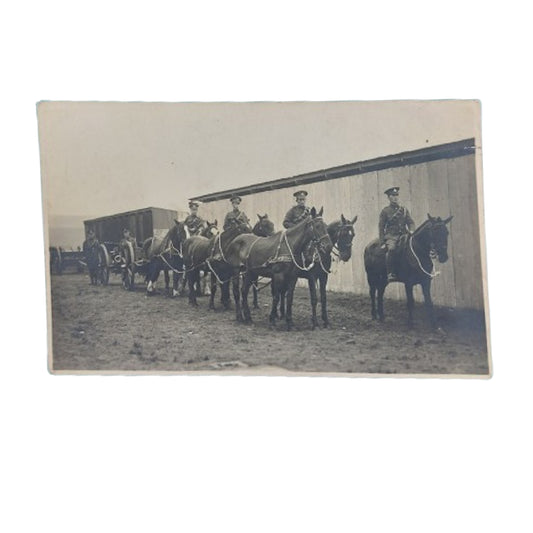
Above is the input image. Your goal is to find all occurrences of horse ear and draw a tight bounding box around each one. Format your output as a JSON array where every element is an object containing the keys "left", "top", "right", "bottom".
[
  {"left": 443, "top": 215, "right": 454, "bottom": 224},
  {"left": 318, "top": 206, "right": 324, "bottom": 217},
  {"left": 351, "top": 215, "right": 358, "bottom": 225},
  {"left": 257, "top": 214, "right": 261, "bottom": 220},
  {"left": 341, "top": 214, "right": 347, "bottom": 224},
  {"left": 264, "top": 213, "right": 268, "bottom": 219},
  {"left": 214, "top": 219, "right": 218, "bottom": 226},
  {"left": 310, "top": 207, "right": 317, "bottom": 217},
  {"left": 427, "top": 213, "right": 435, "bottom": 221}
]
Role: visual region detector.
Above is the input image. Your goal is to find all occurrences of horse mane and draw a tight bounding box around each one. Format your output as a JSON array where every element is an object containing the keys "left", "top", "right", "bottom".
[
  {"left": 412, "top": 219, "right": 432, "bottom": 237},
  {"left": 327, "top": 220, "right": 342, "bottom": 244}
]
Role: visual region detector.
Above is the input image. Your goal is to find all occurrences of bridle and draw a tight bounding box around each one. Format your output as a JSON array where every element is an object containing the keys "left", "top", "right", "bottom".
[{"left": 409, "top": 221, "right": 447, "bottom": 278}]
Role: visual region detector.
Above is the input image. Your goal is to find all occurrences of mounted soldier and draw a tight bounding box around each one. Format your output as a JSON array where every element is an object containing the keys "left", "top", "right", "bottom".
[
  {"left": 379, "top": 186, "right": 415, "bottom": 282},
  {"left": 283, "top": 190, "right": 310, "bottom": 229},
  {"left": 184, "top": 200, "right": 206, "bottom": 236},
  {"left": 223, "top": 195, "right": 250, "bottom": 230}
]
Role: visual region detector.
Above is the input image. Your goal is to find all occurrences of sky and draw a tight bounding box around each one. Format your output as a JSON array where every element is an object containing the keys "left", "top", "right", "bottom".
[{"left": 38, "top": 100, "right": 480, "bottom": 220}]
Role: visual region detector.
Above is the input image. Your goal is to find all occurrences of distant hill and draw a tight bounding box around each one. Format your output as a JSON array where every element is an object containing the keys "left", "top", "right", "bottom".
[{"left": 48, "top": 214, "right": 91, "bottom": 249}]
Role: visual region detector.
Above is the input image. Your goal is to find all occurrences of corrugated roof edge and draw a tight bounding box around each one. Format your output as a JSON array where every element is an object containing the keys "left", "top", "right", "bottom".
[
  {"left": 190, "top": 138, "right": 476, "bottom": 203},
  {"left": 83, "top": 206, "right": 178, "bottom": 224}
]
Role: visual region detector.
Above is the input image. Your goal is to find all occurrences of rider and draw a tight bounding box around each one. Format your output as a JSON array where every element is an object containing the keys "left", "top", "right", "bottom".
[
  {"left": 379, "top": 186, "right": 415, "bottom": 282},
  {"left": 223, "top": 195, "right": 250, "bottom": 230},
  {"left": 283, "top": 190, "right": 310, "bottom": 229},
  {"left": 184, "top": 200, "right": 206, "bottom": 236}
]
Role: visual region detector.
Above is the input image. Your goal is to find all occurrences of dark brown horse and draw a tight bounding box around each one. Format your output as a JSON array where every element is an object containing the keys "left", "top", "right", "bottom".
[
  {"left": 364, "top": 213, "right": 453, "bottom": 328},
  {"left": 250, "top": 214, "right": 276, "bottom": 309},
  {"left": 142, "top": 220, "right": 188, "bottom": 296},
  {"left": 182, "top": 218, "right": 251, "bottom": 306},
  {"left": 207, "top": 213, "right": 275, "bottom": 311},
  {"left": 225, "top": 207, "right": 333, "bottom": 330},
  {"left": 183, "top": 220, "right": 220, "bottom": 298},
  {"left": 279, "top": 215, "right": 357, "bottom": 329}
]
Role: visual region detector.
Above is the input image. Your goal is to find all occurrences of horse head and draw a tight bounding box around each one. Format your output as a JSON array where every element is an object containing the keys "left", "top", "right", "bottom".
[
  {"left": 171, "top": 219, "right": 188, "bottom": 248},
  {"left": 330, "top": 214, "right": 358, "bottom": 261},
  {"left": 253, "top": 213, "right": 275, "bottom": 237},
  {"left": 424, "top": 213, "right": 453, "bottom": 263},
  {"left": 307, "top": 207, "right": 333, "bottom": 255},
  {"left": 202, "top": 220, "right": 219, "bottom": 238}
]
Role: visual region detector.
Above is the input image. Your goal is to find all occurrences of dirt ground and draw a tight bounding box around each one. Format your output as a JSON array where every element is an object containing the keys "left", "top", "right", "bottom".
[{"left": 49, "top": 273, "right": 490, "bottom": 376}]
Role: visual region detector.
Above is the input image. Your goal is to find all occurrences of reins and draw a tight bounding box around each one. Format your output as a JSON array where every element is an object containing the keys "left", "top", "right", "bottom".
[{"left": 408, "top": 233, "right": 440, "bottom": 278}]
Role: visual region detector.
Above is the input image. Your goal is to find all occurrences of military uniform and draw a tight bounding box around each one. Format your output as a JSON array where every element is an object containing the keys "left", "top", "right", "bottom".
[
  {"left": 379, "top": 204, "right": 415, "bottom": 246},
  {"left": 283, "top": 205, "right": 310, "bottom": 228},
  {"left": 223, "top": 209, "right": 250, "bottom": 230},
  {"left": 379, "top": 187, "right": 415, "bottom": 281},
  {"left": 184, "top": 214, "right": 205, "bottom": 236},
  {"left": 83, "top": 234, "right": 100, "bottom": 284}
]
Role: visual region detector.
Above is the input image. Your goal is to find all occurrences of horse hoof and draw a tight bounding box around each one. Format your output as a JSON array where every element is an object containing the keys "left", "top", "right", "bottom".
[{"left": 323, "top": 322, "right": 330, "bottom": 329}]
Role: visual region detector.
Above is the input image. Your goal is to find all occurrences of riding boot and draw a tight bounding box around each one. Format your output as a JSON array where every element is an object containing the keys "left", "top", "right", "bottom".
[{"left": 386, "top": 250, "right": 398, "bottom": 282}]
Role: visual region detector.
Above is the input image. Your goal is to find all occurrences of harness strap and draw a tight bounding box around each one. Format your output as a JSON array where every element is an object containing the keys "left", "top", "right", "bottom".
[{"left": 408, "top": 235, "right": 440, "bottom": 278}]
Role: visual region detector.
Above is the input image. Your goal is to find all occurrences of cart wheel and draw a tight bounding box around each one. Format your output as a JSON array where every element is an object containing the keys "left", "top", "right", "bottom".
[
  {"left": 98, "top": 244, "right": 110, "bottom": 286},
  {"left": 50, "top": 247, "right": 63, "bottom": 275}
]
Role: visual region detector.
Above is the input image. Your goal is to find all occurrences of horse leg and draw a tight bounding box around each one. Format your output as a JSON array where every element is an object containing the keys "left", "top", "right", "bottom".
[
  {"left": 221, "top": 276, "right": 231, "bottom": 309},
  {"left": 285, "top": 275, "right": 298, "bottom": 331},
  {"left": 370, "top": 286, "right": 377, "bottom": 319},
  {"left": 172, "top": 271, "right": 180, "bottom": 297},
  {"left": 241, "top": 273, "right": 253, "bottom": 324},
  {"left": 252, "top": 276, "right": 259, "bottom": 309},
  {"left": 308, "top": 276, "right": 319, "bottom": 330},
  {"left": 279, "top": 284, "right": 286, "bottom": 319},
  {"left": 405, "top": 283, "right": 415, "bottom": 328},
  {"left": 232, "top": 271, "right": 243, "bottom": 322},
  {"left": 319, "top": 274, "right": 329, "bottom": 328},
  {"left": 421, "top": 281, "right": 436, "bottom": 329},
  {"left": 188, "top": 269, "right": 198, "bottom": 306},
  {"left": 269, "top": 275, "right": 282, "bottom": 325},
  {"left": 377, "top": 283, "right": 386, "bottom": 322},
  {"left": 208, "top": 272, "right": 217, "bottom": 310},
  {"left": 164, "top": 269, "right": 170, "bottom": 295}
]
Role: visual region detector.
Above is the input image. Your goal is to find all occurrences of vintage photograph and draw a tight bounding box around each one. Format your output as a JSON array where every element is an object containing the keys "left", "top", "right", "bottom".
[{"left": 38, "top": 100, "right": 490, "bottom": 376}]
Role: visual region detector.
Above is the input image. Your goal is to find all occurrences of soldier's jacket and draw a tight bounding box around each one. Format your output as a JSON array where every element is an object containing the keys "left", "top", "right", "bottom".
[
  {"left": 82, "top": 237, "right": 99, "bottom": 253},
  {"left": 379, "top": 205, "right": 415, "bottom": 242},
  {"left": 83, "top": 237, "right": 100, "bottom": 269},
  {"left": 223, "top": 210, "right": 250, "bottom": 230},
  {"left": 283, "top": 205, "right": 310, "bottom": 229},
  {"left": 184, "top": 214, "right": 205, "bottom": 235}
]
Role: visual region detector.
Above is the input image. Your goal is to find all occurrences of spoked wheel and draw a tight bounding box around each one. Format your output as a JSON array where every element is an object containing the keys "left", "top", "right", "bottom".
[
  {"left": 121, "top": 241, "right": 136, "bottom": 291},
  {"left": 98, "top": 244, "right": 110, "bottom": 286},
  {"left": 50, "top": 247, "right": 63, "bottom": 275}
]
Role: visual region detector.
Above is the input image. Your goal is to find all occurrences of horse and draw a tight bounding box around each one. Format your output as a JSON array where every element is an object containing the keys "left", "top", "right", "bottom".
[
  {"left": 141, "top": 220, "right": 188, "bottom": 296},
  {"left": 364, "top": 213, "right": 453, "bottom": 328},
  {"left": 207, "top": 213, "right": 275, "bottom": 311},
  {"left": 278, "top": 214, "right": 358, "bottom": 329},
  {"left": 182, "top": 218, "right": 251, "bottom": 307},
  {"left": 250, "top": 214, "right": 276, "bottom": 309},
  {"left": 224, "top": 207, "right": 333, "bottom": 330},
  {"left": 178, "top": 220, "right": 220, "bottom": 297}
]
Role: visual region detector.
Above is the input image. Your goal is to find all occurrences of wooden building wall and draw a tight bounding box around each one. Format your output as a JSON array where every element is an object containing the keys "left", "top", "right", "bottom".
[{"left": 198, "top": 153, "right": 483, "bottom": 310}]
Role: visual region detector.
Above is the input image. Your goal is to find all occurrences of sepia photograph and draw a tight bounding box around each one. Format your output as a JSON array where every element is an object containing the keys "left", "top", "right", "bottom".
[{"left": 38, "top": 100, "right": 490, "bottom": 376}]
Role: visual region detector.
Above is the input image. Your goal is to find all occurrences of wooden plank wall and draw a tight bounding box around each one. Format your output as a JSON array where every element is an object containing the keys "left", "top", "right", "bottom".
[{"left": 198, "top": 153, "right": 483, "bottom": 309}]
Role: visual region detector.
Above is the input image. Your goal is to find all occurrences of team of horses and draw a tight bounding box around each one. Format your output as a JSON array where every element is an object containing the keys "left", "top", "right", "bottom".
[{"left": 106, "top": 208, "right": 453, "bottom": 331}]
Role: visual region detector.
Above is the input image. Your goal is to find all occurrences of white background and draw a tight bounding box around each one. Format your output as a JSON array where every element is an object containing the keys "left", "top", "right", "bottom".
[{"left": 1, "top": 2, "right": 531, "bottom": 532}]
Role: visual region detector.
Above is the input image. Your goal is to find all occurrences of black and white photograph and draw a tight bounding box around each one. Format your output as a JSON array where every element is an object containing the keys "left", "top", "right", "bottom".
[{"left": 39, "top": 100, "right": 490, "bottom": 376}]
